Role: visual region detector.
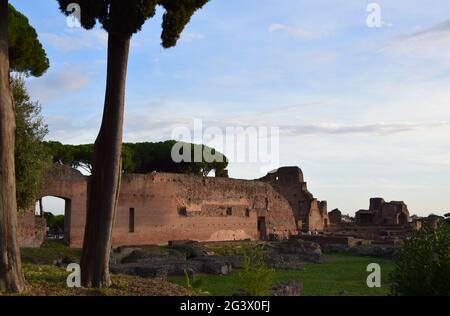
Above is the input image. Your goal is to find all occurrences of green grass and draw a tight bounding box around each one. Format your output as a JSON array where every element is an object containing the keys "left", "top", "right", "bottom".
[
  {"left": 21, "top": 240, "right": 81, "bottom": 265},
  {"left": 169, "top": 253, "right": 395, "bottom": 296},
  {"left": 8, "top": 241, "right": 192, "bottom": 296},
  {"left": 18, "top": 241, "right": 395, "bottom": 296}
]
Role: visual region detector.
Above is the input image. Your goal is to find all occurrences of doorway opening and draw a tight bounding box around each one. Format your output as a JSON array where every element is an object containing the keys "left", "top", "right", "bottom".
[
  {"left": 35, "top": 196, "right": 71, "bottom": 244},
  {"left": 257, "top": 217, "right": 267, "bottom": 240}
]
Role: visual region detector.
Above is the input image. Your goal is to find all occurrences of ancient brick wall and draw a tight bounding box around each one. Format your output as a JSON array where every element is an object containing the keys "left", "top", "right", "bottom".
[
  {"left": 307, "top": 199, "right": 326, "bottom": 231},
  {"left": 17, "top": 209, "right": 46, "bottom": 248},
  {"left": 328, "top": 209, "right": 342, "bottom": 225},
  {"left": 356, "top": 198, "right": 410, "bottom": 226},
  {"left": 259, "top": 167, "right": 329, "bottom": 232},
  {"left": 110, "top": 173, "right": 298, "bottom": 247},
  {"left": 23, "top": 165, "right": 300, "bottom": 248}
]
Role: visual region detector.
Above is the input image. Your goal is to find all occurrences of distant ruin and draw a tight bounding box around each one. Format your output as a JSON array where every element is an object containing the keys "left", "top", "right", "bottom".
[{"left": 355, "top": 198, "right": 410, "bottom": 226}]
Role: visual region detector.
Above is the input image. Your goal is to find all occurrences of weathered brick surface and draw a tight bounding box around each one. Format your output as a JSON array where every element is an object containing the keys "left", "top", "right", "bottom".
[
  {"left": 17, "top": 209, "right": 46, "bottom": 248},
  {"left": 259, "top": 167, "right": 329, "bottom": 232},
  {"left": 355, "top": 198, "right": 410, "bottom": 226},
  {"left": 23, "top": 165, "right": 316, "bottom": 248}
]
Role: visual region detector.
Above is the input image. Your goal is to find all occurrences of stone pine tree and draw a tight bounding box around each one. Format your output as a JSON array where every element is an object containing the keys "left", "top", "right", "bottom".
[
  {"left": 8, "top": 4, "right": 49, "bottom": 76},
  {"left": 56, "top": 0, "right": 210, "bottom": 288},
  {"left": 0, "top": 2, "right": 49, "bottom": 293},
  {"left": 0, "top": 0, "right": 24, "bottom": 293}
]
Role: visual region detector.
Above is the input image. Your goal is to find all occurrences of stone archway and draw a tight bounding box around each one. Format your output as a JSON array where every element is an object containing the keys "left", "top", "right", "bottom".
[
  {"left": 18, "top": 164, "right": 89, "bottom": 248},
  {"left": 36, "top": 195, "right": 72, "bottom": 244}
]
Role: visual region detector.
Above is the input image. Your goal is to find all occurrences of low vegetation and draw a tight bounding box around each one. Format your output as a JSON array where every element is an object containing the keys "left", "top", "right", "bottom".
[
  {"left": 171, "top": 253, "right": 395, "bottom": 296},
  {"left": 10, "top": 240, "right": 402, "bottom": 296},
  {"left": 237, "top": 245, "right": 276, "bottom": 296},
  {"left": 390, "top": 223, "right": 450, "bottom": 296},
  {"left": 11, "top": 241, "right": 193, "bottom": 296}
]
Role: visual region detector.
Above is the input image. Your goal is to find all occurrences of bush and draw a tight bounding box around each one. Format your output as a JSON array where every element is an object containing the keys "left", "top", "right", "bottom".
[
  {"left": 184, "top": 271, "right": 209, "bottom": 295},
  {"left": 390, "top": 223, "right": 450, "bottom": 296},
  {"left": 237, "top": 245, "right": 275, "bottom": 296},
  {"left": 43, "top": 212, "right": 65, "bottom": 235}
]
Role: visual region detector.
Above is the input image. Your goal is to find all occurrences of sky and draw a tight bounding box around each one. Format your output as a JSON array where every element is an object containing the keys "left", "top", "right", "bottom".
[{"left": 11, "top": 0, "right": 450, "bottom": 217}]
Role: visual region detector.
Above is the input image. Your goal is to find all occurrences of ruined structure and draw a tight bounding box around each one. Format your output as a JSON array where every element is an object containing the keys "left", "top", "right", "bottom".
[
  {"left": 20, "top": 165, "right": 329, "bottom": 248},
  {"left": 259, "top": 167, "right": 329, "bottom": 232},
  {"left": 328, "top": 209, "right": 342, "bottom": 226},
  {"left": 355, "top": 198, "right": 410, "bottom": 226}
]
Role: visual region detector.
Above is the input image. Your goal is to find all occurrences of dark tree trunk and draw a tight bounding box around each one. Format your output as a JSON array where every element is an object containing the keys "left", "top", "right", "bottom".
[
  {"left": 80, "top": 33, "right": 130, "bottom": 288},
  {"left": 0, "top": 0, "right": 25, "bottom": 293}
]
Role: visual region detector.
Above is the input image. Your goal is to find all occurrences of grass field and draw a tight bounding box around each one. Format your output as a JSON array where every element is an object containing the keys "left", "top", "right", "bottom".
[
  {"left": 170, "top": 253, "right": 395, "bottom": 296},
  {"left": 12, "top": 241, "right": 192, "bottom": 296},
  {"left": 17, "top": 241, "right": 395, "bottom": 296}
]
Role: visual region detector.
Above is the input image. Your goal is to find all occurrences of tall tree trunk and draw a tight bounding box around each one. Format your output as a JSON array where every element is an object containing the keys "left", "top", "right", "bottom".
[
  {"left": 0, "top": 0, "right": 25, "bottom": 293},
  {"left": 80, "top": 33, "right": 130, "bottom": 288}
]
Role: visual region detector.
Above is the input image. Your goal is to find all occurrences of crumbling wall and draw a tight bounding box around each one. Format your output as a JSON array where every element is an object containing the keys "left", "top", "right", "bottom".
[
  {"left": 259, "top": 167, "right": 328, "bottom": 232},
  {"left": 17, "top": 209, "right": 46, "bottom": 248},
  {"left": 20, "top": 165, "right": 305, "bottom": 248},
  {"left": 328, "top": 209, "right": 342, "bottom": 225},
  {"left": 356, "top": 198, "right": 410, "bottom": 226},
  {"left": 308, "top": 199, "right": 326, "bottom": 231},
  {"left": 111, "top": 173, "right": 298, "bottom": 247}
]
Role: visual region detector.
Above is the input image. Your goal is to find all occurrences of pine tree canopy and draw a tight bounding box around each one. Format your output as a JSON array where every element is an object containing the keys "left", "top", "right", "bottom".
[
  {"left": 56, "top": 0, "right": 209, "bottom": 47},
  {"left": 8, "top": 4, "right": 50, "bottom": 77}
]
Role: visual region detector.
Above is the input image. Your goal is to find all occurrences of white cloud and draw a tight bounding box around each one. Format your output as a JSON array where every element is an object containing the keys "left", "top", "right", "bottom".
[
  {"left": 382, "top": 19, "right": 450, "bottom": 62},
  {"left": 281, "top": 121, "right": 450, "bottom": 136},
  {"left": 27, "top": 66, "right": 91, "bottom": 103},
  {"left": 268, "top": 23, "right": 315, "bottom": 39},
  {"left": 181, "top": 32, "right": 204, "bottom": 43},
  {"left": 45, "top": 115, "right": 100, "bottom": 145},
  {"left": 41, "top": 29, "right": 107, "bottom": 52}
]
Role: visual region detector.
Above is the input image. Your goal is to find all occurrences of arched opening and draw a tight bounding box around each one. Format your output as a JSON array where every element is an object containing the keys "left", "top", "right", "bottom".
[{"left": 35, "top": 196, "right": 71, "bottom": 244}]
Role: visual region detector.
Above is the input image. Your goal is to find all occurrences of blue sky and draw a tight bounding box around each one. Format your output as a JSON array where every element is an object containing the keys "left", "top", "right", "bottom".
[{"left": 12, "top": 0, "right": 450, "bottom": 216}]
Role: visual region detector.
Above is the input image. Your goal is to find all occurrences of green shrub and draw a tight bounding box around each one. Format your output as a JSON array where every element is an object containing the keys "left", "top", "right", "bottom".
[
  {"left": 184, "top": 271, "right": 209, "bottom": 295},
  {"left": 237, "top": 245, "right": 275, "bottom": 296},
  {"left": 390, "top": 223, "right": 450, "bottom": 296}
]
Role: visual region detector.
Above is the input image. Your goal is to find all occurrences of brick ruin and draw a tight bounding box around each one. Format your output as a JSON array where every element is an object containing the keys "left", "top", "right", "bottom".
[
  {"left": 328, "top": 209, "right": 342, "bottom": 226},
  {"left": 258, "top": 167, "right": 329, "bottom": 232},
  {"left": 355, "top": 198, "right": 410, "bottom": 226},
  {"left": 20, "top": 164, "right": 436, "bottom": 249},
  {"left": 19, "top": 165, "right": 330, "bottom": 248}
]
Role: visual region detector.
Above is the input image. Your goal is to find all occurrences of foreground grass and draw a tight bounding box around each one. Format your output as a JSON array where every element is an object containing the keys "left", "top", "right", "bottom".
[
  {"left": 13, "top": 240, "right": 395, "bottom": 296},
  {"left": 21, "top": 240, "right": 82, "bottom": 265},
  {"left": 0, "top": 240, "right": 193, "bottom": 296},
  {"left": 170, "top": 253, "right": 395, "bottom": 296},
  {"left": 16, "top": 264, "right": 192, "bottom": 296}
]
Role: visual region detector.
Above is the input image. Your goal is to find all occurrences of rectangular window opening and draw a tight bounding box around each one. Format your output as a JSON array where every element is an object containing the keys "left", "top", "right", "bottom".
[
  {"left": 178, "top": 207, "right": 187, "bottom": 216},
  {"left": 129, "top": 208, "right": 135, "bottom": 233}
]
